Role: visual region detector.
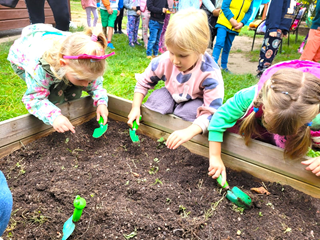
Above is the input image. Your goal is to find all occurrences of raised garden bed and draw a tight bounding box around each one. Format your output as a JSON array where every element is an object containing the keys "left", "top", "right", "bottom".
[{"left": 0, "top": 96, "right": 320, "bottom": 239}]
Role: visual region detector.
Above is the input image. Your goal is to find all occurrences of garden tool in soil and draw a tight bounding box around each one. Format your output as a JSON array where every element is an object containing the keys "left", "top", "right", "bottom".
[
  {"left": 217, "top": 175, "right": 252, "bottom": 209},
  {"left": 62, "top": 195, "right": 86, "bottom": 240},
  {"left": 129, "top": 115, "right": 142, "bottom": 142},
  {"left": 92, "top": 116, "right": 108, "bottom": 138}
]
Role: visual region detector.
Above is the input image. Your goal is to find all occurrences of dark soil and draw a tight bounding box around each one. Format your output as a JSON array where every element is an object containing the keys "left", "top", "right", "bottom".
[{"left": 1, "top": 118, "right": 320, "bottom": 240}]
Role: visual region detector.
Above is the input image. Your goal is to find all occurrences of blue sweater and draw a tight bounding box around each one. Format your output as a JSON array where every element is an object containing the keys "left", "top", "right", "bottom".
[
  {"left": 311, "top": 0, "right": 320, "bottom": 30},
  {"left": 0, "top": 171, "right": 13, "bottom": 236}
]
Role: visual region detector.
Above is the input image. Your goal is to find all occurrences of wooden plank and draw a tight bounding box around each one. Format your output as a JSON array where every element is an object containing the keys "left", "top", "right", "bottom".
[
  {"left": 108, "top": 112, "right": 320, "bottom": 198},
  {"left": 0, "top": 9, "right": 30, "bottom": 20},
  {"left": 0, "top": 111, "right": 95, "bottom": 159},
  {"left": 0, "top": 97, "right": 96, "bottom": 150},
  {"left": 0, "top": 18, "right": 30, "bottom": 31},
  {"left": 0, "top": 1, "right": 51, "bottom": 9}
]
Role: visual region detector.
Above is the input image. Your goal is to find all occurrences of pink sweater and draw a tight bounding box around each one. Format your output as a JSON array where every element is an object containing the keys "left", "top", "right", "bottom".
[
  {"left": 135, "top": 51, "right": 224, "bottom": 133},
  {"left": 81, "top": 0, "right": 97, "bottom": 9}
]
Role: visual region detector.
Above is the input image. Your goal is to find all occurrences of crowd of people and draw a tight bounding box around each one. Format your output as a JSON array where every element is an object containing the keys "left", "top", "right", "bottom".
[{"left": 1, "top": 0, "right": 320, "bottom": 236}]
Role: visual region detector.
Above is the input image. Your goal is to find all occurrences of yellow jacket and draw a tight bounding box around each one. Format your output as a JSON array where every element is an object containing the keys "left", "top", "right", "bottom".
[{"left": 217, "top": 0, "right": 253, "bottom": 33}]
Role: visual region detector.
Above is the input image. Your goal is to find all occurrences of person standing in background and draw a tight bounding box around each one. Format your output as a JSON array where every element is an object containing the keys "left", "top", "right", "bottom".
[
  {"left": 201, "top": 0, "right": 221, "bottom": 49},
  {"left": 100, "top": 0, "right": 120, "bottom": 49},
  {"left": 25, "top": 0, "right": 70, "bottom": 31},
  {"left": 140, "top": 0, "right": 151, "bottom": 48},
  {"left": 114, "top": 0, "right": 124, "bottom": 33},
  {"left": 81, "top": 0, "right": 99, "bottom": 27}
]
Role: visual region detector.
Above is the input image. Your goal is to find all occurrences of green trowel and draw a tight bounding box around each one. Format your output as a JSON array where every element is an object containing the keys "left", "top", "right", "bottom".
[
  {"left": 62, "top": 195, "right": 86, "bottom": 240},
  {"left": 217, "top": 175, "right": 252, "bottom": 209},
  {"left": 129, "top": 115, "right": 142, "bottom": 142},
  {"left": 92, "top": 116, "right": 108, "bottom": 138}
]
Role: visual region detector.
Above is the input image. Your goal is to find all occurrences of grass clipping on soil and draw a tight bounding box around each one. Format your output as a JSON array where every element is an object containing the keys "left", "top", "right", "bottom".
[{"left": 0, "top": 118, "right": 320, "bottom": 239}]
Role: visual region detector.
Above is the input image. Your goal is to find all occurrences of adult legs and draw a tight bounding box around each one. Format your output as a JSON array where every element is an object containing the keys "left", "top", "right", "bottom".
[
  {"left": 25, "top": 0, "right": 46, "bottom": 24},
  {"left": 220, "top": 32, "right": 235, "bottom": 69},
  {"left": 47, "top": 0, "right": 70, "bottom": 31}
]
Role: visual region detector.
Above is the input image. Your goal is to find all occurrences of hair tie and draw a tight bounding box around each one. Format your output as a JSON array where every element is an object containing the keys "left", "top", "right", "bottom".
[
  {"left": 91, "top": 35, "right": 98, "bottom": 42},
  {"left": 253, "top": 107, "right": 259, "bottom": 113},
  {"left": 282, "top": 91, "right": 289, "bottom": 95},
  {"left": 306, "top": 122, "right": 313, "bottom": 127}
]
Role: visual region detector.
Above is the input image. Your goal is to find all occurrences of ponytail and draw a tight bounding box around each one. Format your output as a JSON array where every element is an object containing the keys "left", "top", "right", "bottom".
[
  {"left": 85, "top": 28, "right": 107, "bottom": 50},
  {"left": 285, "top": 126, "right": 312, "bottom": 159}
]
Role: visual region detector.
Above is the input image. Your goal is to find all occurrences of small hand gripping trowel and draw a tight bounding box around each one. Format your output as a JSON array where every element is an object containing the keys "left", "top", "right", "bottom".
[
  {"left": 217, "top": 175, "right": 252, "bottom": 209},
  {"left": 92, "top": 116, "right": 108, "bottom": 138}
]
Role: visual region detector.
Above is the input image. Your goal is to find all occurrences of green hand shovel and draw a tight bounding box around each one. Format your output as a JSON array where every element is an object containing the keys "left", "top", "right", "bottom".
[
  {"left": 92, "top": 116, "right": 108, "bottom": 138},
  {"left": 217, "top": 175, "right": 252, "bottom": 209},
  {"left": 129, "top": 115, "right": 142, "bottom": 142},
  {"left": 62, "top": 195, "right": 86, "bottom": 240}
]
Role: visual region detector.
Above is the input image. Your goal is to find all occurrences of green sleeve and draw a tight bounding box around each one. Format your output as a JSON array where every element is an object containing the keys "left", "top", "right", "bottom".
[
  {"left": 311, "top": 114, "right": 320, "bottom": 130},
  {"left": 208, "top": 85, "right": 257, "bottom": 142}
]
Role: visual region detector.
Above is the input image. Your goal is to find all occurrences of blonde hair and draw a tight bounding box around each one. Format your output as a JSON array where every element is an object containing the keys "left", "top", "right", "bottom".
[
  {"left": 239, "top": 69, "right": 320, "bottom": 159},
  {"left": 165, "top": 8, "right": 210, "bottom": 54},
  {"left": 43, "top": 28, "right": 107, "bottom": 80}
]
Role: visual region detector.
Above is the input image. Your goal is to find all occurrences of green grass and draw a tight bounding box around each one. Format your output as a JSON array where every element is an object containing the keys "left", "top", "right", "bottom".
[{"left": 0, "top": 0, "right": 305, "bottom": 122}]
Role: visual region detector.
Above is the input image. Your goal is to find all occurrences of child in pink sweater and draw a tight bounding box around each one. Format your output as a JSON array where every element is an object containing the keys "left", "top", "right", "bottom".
[
  {"left": 128, "top": 8, "right": 224, "bottom": 149},
  {"left": 81, "top": 0, "right": 99, "bottom": 27}
]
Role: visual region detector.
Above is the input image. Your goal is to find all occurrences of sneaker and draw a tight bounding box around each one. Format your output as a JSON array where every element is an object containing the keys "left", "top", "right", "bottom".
[
  {"left": 118, "top": 30, "right": 124, "bottom": 34},
  {"left": 107, "top": 42, "right": 115, "bottom": 49},
  {"left": 221, "top": 68, "right": 232, "bottom": 74},
  {"left": 129, "top": 43, "right": 135, "bottom": 47},
  {"left": 146, "top": 56, "right": 153, "bottom": 60},
  {"left": 134, "top": 41, "right": 142, "bottom": 46},
  {"left": 114, "top": 30, "right": 119, "bottom": 34}
]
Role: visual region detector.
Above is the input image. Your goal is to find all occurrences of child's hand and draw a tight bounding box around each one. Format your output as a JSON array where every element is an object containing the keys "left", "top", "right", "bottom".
[
  {"left": 127, "top": 107, "right": 141, "bottom": 128},
  {"left": 166, "top": 129, "right": 194, "bottom": 149},
  {"left": 234, "top": 22, "right": 244, "bottom": 30},
  {"left": 117, "top": 10, "right": 120, "bottom": 16},
  {"left": 137, "top": 10, "right": 141, "bottom": 15},
  {"left": 212, "top": 8, "right": 220, "bottom": 17},
  {"left": 301, "top": 157, "right": 320, "bottom": 176},
  {"left": 229, "top": 18, "right": 238, "bottom": 28},
  {"left": 208, "top": 155, "right": 226, "bottom": 186},
  {"left": 96, "top": 104, "right": 109, "bottom": 125},
  {"left": 162, "top": 8, "right": 167, "bottom": 13},
  {"left": 53, "top": 115, "right": 75, "bottom": 133},
  {"left": 108, "top": 8, "right": 113, "bottom": 14}
]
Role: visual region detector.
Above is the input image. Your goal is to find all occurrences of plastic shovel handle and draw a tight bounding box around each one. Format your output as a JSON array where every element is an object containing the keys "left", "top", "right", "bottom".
[
  {"left": 72, "top": 195, "right": 86, "bottom": 222},
  {"left": 132, "top": 115, "right": 142, "bottom": 131},
  {"left": 216, "top": 175, "right": 229, "bottom": 189}
]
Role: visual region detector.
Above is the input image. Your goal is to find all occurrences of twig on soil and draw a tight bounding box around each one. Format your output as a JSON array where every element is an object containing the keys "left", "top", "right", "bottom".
[
  {"left": 79, "top": 214, "right": 91, "bottom": 239},
  {"left": 19, "top": 140, "right": 26, "bottom": 149}
]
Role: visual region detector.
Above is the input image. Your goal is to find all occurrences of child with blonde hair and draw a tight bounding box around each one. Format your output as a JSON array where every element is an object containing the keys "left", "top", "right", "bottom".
[
  {"left": 8, "top": 24, "right": 112, "bottom": 133},
  {"left": 207, "top": 60, "right": 320, "bottom": 186},
  {"left": 128, "top": 8, "right": 224, "bottom": 149}
]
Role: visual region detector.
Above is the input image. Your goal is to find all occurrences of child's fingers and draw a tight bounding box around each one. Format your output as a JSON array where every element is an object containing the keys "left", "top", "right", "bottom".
[
  {"left": 312, "top": 165, "right": 320, "bottom": 175},
  {"left": 221, "top": 170, "right": 227, "bottom": 188},
  {"left": 301, "top": 159, "right": 314, "bottom": 165},
  {"left": 96, "top": 112, "right": 101, "bottom": 122}
]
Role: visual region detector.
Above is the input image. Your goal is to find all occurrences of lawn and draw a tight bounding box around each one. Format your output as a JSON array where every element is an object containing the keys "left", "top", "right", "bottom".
[{"left": 0, "top": 1, "right": 305, "bottom": 122}]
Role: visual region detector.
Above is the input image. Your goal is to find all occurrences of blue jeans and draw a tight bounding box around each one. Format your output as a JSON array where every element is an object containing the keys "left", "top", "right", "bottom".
[
  {"left": 212, "top": 27, "right": 236, "bottom": 69},
  {"left": 147, "top": 19, "right": 163, "bottom": 56}
]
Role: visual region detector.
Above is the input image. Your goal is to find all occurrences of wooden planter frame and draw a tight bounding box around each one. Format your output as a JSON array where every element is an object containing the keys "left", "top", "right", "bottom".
[{"left": 1, "top": 95, "right": 319, "bottom": 198}]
